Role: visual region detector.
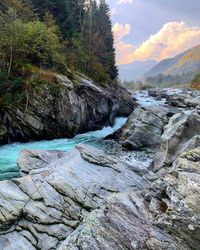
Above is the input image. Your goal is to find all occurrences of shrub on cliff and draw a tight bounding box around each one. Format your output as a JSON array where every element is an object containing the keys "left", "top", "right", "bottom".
[
  {"left": 0, "top": 0, "right": 118, "bottom": 84},
  {"left": 191, "top": 73, "right": 200, "bottom": 89},
  {"left": 0, "top": 16, "right": 65, "bottom": 76}
]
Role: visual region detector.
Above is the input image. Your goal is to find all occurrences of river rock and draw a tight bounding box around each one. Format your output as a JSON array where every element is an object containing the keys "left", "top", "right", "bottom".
[
  {"left": 17, "top": 149, "right": 68, "bottom": 176},
  {"left": 58, "top": 192, "right": 185, "bottom": 250},
  {"left": 107, "top": 106, "right": 168, "bottom": 149},
  {"left": 0, "top": 145, "right": 149, "bottom": 249},
  {"left": 184, "top": 95, "right": 200, "bottom": 108},
  {"left": 153, "top": 110, "right": 200, "bottom": 171},
  {"left": 148, "top": 88, "right": 200, "bottom": 109},
  {"left": 0, "top": 75, "right": 136, "bottom": 145},
  {"left": 0, "top": 143, "right": 199, "bottom": 249},
  {"left": 144, "top": 147, "right": 200, "bottom": 250}
]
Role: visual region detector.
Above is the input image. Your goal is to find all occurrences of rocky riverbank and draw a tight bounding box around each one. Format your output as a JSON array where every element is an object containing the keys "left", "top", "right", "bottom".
[
  {"left": 0, "top": 88, "right": 199, "bottom": 249},
  {"left": 0, "top": 75, "right": 135, "bottom": 145}
]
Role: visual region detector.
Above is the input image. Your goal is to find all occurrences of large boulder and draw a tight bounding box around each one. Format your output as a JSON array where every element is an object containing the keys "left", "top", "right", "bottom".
[
  {"left": 144, "top": 147, "right": 200, "bottom": 249},
  {"left": 0, "top": 76, "right": 136, "bottom": 145},
  {"left": 0, "top": 145, "right": 148, "bottom": 249},
  {"left": 153, "top": 110, "right": 200, "bottom": 171},
  {"left": 107, "top": 106, "right": 168, "bottom": 149}
]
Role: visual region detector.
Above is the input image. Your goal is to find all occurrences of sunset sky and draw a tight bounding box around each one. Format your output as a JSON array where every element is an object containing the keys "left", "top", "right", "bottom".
[{"left": 107, "top": 0, "right": 200, "bottom": 65}]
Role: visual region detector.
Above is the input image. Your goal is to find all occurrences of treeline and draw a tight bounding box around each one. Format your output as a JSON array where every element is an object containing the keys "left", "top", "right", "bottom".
[
  {"left": 121, "top": 79, "right": 156, "bottom": 90},
  {"left": 191, "top": 72, "right": 200, "bottom": 89},
  {"left": 144, "top": 72, "right": 196, "bottom": 87},
  {"left": 0, "top": 0, "right": 117, "bottom": 83}
]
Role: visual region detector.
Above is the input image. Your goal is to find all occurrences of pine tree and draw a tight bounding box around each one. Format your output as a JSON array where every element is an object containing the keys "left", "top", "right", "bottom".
[
  {"left": 0, "top": 0, "right": 118, "bottom": 83},
  {"left": 96, "top": 0, "right": 118, "bottom": 80}
]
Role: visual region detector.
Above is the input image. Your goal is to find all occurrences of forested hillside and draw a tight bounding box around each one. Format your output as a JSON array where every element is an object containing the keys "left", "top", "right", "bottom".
[
  {"left": 143, "top": 44, "right": 200, "bottom": 87},
  {"left": 0, "top": 0, "right": 117, "bottom": 85}
]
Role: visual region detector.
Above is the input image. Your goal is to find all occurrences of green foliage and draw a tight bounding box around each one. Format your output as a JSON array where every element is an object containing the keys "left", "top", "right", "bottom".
[
  {"left": 120, "top": 80, "right": 155, "bottom": 91},
  {"left": 191, "top": 72, "right": 200, "bottom": 83},
  {"left": 0, "top": 17, "right": 65, "bottom": 74},
  {"left": 0, "top": 72, "right": 23, "bottom": 92},
  {"left": 0, "top": 0, "right": 118, "bottom": 107},
  {"left": 144, "top": 72, "right": 195, "bottom": 88},
  {"left": 191, "top": 72, "right": 200, "bottom": 89},
  {"left": 30, "top": 0, "right": 118, "bottom": 82},
  {"left": 0, "top": 72, "right": 26, "bottom": 107}
]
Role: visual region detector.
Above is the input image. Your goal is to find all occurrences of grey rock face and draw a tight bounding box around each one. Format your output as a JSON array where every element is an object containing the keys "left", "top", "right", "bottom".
[
  {"left": 0, "top": 76, "right": 136, "bottom": 145},
  {"left": 17, "top": 149, "right": 68, "bottom": 176},
  {"left": 58, "top": 192, "right": 185, "bottom": 250},
  {"left": 145, "top": 147, "right": 200, "bottom": 250},
  {"left": 0, "top": 143, "right": 199, "bottom": 249},
  {"left": 153, "top": 110, "right": 200, "bottom": 171},
  {"left": 0, "top": 145, "right": 148, "bottom": 249},
  {"left": 108, "top": 106, "right": 168, "bottom": 149},
  {"left": 55, "top": 75, "right": 73, "bottom": 90}
]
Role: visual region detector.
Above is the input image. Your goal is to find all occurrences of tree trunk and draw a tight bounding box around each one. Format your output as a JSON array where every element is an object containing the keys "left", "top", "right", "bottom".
[{"left": 8, "top": 25, "right": 13, "bottom": 76}]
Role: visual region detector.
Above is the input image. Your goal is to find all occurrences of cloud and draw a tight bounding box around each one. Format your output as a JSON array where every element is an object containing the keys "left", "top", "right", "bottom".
[
  {"left": 114, "top": 22, "right": 200, "bottom": 65},
  {"left": 112, "top": 23, "right": 135, "bottom": 64},
  {"left": 112, "top": 23, "right": 131, "bottom": 42},
  {"left": 117, "top": 0, "right": 133, "bottom": 4},
  {"left": 109, "top": 7, "right": 118, "bottom": 16}
]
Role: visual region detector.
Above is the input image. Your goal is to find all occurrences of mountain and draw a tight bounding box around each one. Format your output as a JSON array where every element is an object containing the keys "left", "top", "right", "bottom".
[
  {"left": 119, "top": 60, "right": 157, "bottom": 81},
  {"left": 144, "top": 44, "right": 200, "bottom": 79}
]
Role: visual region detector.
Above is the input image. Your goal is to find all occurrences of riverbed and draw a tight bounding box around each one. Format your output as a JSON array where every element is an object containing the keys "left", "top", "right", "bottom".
[{"left": 0, "top": 90, "right": 165, "bottom": 180}]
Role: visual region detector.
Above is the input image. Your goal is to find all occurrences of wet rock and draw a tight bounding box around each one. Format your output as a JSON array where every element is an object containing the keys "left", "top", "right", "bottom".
[
  {"left": 184, "top": 96, "right": 200, "bottom": 108},
  {"left": 148, "top": 88, "right": 200, "bottom": 109},
  {"left": 0, "top": 126, "right": 7, "bottom": 144}
]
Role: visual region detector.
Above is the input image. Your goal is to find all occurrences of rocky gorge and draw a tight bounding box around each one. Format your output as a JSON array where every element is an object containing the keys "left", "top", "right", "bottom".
[
  {"left": 0, "top": 74, "right": 135, "bottom": 145},
  {"left": 0, "top": 87, "right": 199, "bottom": 249}
]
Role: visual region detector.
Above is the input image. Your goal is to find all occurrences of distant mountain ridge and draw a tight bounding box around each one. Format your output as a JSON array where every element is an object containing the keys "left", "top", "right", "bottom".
[
  {"left": 119, "top": 60, "right": 157, "bottom": 81},
  {"left": 144, "top": 44, "right": 200, "bottom": 78}
]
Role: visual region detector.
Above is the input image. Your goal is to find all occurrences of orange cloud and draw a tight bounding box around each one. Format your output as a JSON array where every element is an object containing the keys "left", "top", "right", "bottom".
[
  {"left": 112, "top": 23, "right": 135, "bottom": 64},
  {"left": 113, "top": 22, "right": 200, "bottom": 65},
  {"left": 112, "top": 23, "right": 131, "bottom": 42}
]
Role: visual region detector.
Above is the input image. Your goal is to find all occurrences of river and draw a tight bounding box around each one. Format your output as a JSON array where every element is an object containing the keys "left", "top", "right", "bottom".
[
  {"left": 0, "top": 117, "right": 127, "bottom": 180},
  {"left": 0, "top": 90, "right": 165, "bottom": 181}
]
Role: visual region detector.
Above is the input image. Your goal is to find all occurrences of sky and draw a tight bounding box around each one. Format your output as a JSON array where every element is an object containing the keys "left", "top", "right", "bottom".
[{"left": 106, "top": 0, "right": 200, "bottom": 65}]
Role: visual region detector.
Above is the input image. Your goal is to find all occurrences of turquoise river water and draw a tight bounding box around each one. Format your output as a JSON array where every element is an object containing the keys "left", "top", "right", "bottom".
[{"left": 0, "top": 117, "right": 127, "bottom": 180}]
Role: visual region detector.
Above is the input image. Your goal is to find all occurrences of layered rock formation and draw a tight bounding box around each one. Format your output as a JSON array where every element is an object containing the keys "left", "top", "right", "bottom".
[
  {"left": 153, "top": 110, "right": 200, "bottom": 172},
  {"left": 0, "top": 88, "right": 199, "bottom": 249},
  {"left": 0, "top": 145, "right": 149, "bottom": 249},
  {"left": 0, "top": 142, "right": 199, "bottom": 249},
  {"left": 146, "top": 147, "right": 200, "bottom": 250},
  {"left": 0, "top": 75, "right": 136, "bottom": 145},
  {"left": 107, "top": 106, "right": 168, "bottom": 149}
]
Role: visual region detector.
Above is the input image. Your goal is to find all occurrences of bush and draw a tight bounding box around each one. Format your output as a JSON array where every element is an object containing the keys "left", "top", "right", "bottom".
[
  {"left": 0, "top": 19, "right": 65, "bottom": 74},
  {"left": 0, "top": 72, "right": 26, "bottom": 107},
  {"left": 191, "top": 73, "right": 200, "bottom": 89}
]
